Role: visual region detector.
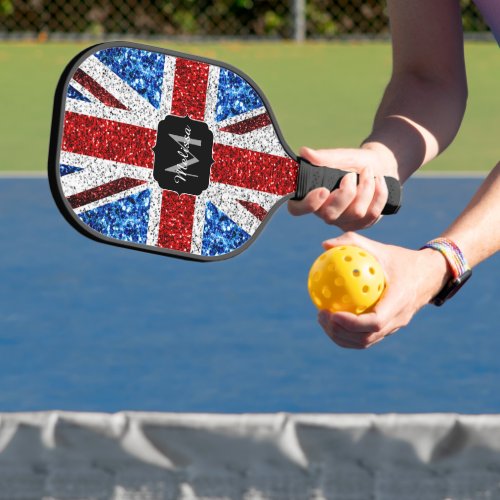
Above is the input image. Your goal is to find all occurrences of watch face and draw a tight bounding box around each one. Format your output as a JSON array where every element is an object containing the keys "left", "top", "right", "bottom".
[{"left": 432, "top": 269, "right": 472, "bottom": 306}]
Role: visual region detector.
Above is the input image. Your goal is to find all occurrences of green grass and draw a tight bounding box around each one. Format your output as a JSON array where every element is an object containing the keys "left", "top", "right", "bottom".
[{"left": 0, "top": 40, "right": 497, "bottom": 172}]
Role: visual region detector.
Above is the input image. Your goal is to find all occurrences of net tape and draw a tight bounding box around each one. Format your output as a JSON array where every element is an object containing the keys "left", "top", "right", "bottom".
[{"left": 1, "top": 412, "right": 500, "bottom": 499}]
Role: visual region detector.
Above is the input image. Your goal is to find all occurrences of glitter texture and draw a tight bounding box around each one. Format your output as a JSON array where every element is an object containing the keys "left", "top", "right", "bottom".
[
  {"left": 57, "top": 46, "right": 299, "bottom": 259},
  {"left": 94, "top": 47, "right": 165, "bottom": 109},
  {"left": 201, "top": 202, "right": 250, "bottom": 256},
  {"left": 237, "top": 200, "right": 268, "bottom": 221},
  {"left": 62, "top": 112, "right": 157, "bottom": 168},
  {"left": 171, "top": 58, "right": 209, "bottom": 121},
  {"left": 219, "top": 112, "right": 271, "bottom": 135},
  {"left": 79, "top": 189, "right": 151, "bottom": 243},
  {"left": 211, "top": 143, "right": 298, "bottom": 196},
  {"left": 67, "top": 85, "right": 90, "bottom": 102},
  {"left": 216, "top": 69, "right": 263, "bottom": 122},
  {"left": 157, "top": 191, "right": 196, "bottom": 252},
  {"left": 67, "top": 178, "right": 147, "bottom": 209},
  {"left": 59, "top": 164, "right": 83, "bottom": 176},
  {"left": 72, "top": 69, "right": 127, "bottom": 109}
]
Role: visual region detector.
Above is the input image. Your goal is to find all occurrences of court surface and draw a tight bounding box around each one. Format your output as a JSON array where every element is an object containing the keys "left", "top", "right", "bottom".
[{"left": 0, "top": 175, "right": 499, "bottom": 413}]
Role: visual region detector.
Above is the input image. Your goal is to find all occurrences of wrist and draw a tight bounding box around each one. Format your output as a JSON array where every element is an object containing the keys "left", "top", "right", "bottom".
[
  {"left": 417, "top": 248, "right": 453, "bottom": 303},
  {"left": 420, "top": 238, "right": 472, "bottom": 306},
  {"left": 361, "top": 141, "right": 399, "bottom": 178}
]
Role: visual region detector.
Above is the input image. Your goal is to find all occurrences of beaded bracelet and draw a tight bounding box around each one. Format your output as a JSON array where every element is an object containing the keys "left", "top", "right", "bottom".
[
  {"left": 420, "top": 237, "right": 472, "bottom": 306},
  {"left": 421, "top": 238, "right": 470, "bottom": 278}
]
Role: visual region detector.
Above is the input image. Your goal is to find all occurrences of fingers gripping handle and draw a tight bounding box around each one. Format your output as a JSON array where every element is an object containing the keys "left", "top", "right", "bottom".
[{"left": 293, "top": 158, "right": 402, "bottom": 215}]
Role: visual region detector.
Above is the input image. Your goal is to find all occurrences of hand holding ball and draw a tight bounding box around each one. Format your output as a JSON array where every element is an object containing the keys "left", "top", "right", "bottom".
[{"left": 308, "top": 245, "right": 385, "bottom": 314}]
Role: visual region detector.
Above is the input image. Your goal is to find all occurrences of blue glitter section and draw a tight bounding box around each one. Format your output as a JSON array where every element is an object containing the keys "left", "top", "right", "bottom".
[
  {"left": 67, "top": 85, "right": 90, "bottom": 102},
  {"left": 79, "top": 189, "right": 151, "bottom": 244},
  {"left": 94, "top": 48, "right": 165, "bottom": 109},
  {"left": 201, "top": 202, "right": 250, "bottom": 256},
  {"left": 59, "top": 164, "right": 83, "bottom": 176},
  {"left": 216, "top": 69, "right": 263, "bottom": 122}
]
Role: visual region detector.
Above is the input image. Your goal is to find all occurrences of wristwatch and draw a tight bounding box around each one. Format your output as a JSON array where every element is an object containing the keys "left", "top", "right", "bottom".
[{"left": 421, "top": 238, "right": 472, "bottom": 306}]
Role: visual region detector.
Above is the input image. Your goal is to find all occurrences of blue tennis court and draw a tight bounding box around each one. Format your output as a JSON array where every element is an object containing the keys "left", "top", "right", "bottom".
[{"left": 0, "top": 176, "right": 498, "bottom": 413}]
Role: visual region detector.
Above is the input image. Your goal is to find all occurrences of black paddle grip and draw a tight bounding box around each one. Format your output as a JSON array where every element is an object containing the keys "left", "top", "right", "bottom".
[{"left": 293, "top": 158, "right": 402, "bottom": 215}]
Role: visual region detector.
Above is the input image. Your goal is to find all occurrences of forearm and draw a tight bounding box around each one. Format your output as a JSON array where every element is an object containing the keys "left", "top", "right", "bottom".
[
  {"left": 418, "top": 163, "right": 500, "bottom": 303},
  {"left": 362, "top": 73, "right": 467, "bottom": 182},
  {"left": 441, "top": 162, "right": 500, "bottom": 267},
  {"left": 360, "top": 0, "right": 467, "bottom": 183}
]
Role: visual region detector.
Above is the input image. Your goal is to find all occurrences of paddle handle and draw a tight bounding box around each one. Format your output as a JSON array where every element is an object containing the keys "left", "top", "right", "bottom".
[{"left": 293, "top": 157, "right": 402, "bottom": 215}]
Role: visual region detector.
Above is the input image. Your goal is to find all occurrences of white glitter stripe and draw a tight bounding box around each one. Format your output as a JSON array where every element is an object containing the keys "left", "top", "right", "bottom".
[
  {"left": 60, "top": 151, "right": 154, "bottom": 177},
  {"left": 146, "top": 184, "right": 163, "bottom": 246},
  {"left": 204, "top": 65, "right": 220, "bottom": 131},
  {"left": 207, "top": 182, "right": 281, "bottom": 212},
  {"left": 68, "top": 79, "right": 98, "bottom": 104},
  {"left": 158, "top": 56, "right": 176, "bottom": 120},
  {"left": 190, "top": 190, "right": 209, "bottom": 255},
  {"left": 65, "top": 99, "right": 158, "bottom": 130},
  {"left": 209, "top": 193, "right": 261, "bottom": 236},
  {"left": 61, "top": 166, "right": 149, "bottom": 198},
  {"left": 73, "top": 183, "right": 150, "bottom": 215},
  {"left": 213, "top": 125, "right": 288, "bottom": 158},
  {"left": 79, "top": 56, "right": 158, "bottom": 119},
  {"left": 215, "top": 106, "right": 267, "bottom": 129},
  {"left": 190, "top": 179, "right": 278, "bottom": 255},
  {"left": 60, "top": 154, "right": 152, "bottom": 197}
]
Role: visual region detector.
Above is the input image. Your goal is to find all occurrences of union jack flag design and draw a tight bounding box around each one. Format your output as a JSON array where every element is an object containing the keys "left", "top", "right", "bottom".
[{"left": 57, "top": 45, "right": 299, "bottom": 259}]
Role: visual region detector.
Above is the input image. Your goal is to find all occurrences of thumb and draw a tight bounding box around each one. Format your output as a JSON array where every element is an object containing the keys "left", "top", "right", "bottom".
[
  {"left": 322, "top": 231, "right": 369, "bottom": 250},
  {"left": 299, "top": 147, "right": 366, "bottom": 170}
]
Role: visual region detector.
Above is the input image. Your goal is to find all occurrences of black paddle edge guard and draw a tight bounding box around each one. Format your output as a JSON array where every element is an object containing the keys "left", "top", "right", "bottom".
[{"left": 293, "top": 158, "right": 402, "bottom": 215}]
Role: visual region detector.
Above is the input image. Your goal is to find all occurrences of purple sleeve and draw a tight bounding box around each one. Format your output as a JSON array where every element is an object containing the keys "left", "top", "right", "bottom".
[{"left": 473, "top": 0, "right": 500, "bottom": 45}]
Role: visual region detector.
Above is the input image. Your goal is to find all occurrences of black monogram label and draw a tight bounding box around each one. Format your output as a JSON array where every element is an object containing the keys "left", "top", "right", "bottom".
[{"left": 153, "top": 115, "right": 214, "bottom": 195}]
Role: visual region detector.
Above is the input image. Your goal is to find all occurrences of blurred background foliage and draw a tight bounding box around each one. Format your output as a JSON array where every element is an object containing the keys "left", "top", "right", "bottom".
[{"left": 0, "top": 0, "right": 490, "bottom": 38}]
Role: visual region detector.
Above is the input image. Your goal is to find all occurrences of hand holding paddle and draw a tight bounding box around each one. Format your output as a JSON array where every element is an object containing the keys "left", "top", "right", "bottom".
[{"left": 289, "top": 146, "right": 400, "bottom": 231}]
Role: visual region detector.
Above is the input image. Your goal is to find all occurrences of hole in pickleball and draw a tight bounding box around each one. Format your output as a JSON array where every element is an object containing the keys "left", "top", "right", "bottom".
[
  {"left": 362, "top": 285, "right": 369, "bottom": 293},
  {"left": 342, "top": 295, "right": 351, "bottom": 304},
  {"left": 334, "top": 277, "right": 344, "bottom": 287},
  {"left": 378, "top": 284, "right": 382, "bottom": 291},
  {"left": 327, "top": 264, "right": 335, "bottom": 272},
  {"left": 359, "top": 251, "right": 366, "bottom": 257},
  {"left": 352, "top": 269, "right": 360, "bottom": 277},
  {"left": 313, "top": 272, "right": 321, "bottom": 282},
  {"left": 369, "top": 267, "right": 375, "bottom": 275},
  {"left": 356, "top": 306, "right": 366, "bottom": 314},
  {"left": 313, "top": 294, "right": 322, "bottom": 307},
  {"left": 322, "top": 286, "right": 332, "bottom": 299},
  {"left": 344, "top": 256, "right": 352, "bottom": 262}
]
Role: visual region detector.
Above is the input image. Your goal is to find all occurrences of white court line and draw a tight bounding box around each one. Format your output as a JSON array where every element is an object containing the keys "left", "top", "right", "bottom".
[
  {"left": 413, "top": 171, "right": 487, "bottom": 178},
  {"left": 0, "top": 171, "right": 48, "bottom": 178}
]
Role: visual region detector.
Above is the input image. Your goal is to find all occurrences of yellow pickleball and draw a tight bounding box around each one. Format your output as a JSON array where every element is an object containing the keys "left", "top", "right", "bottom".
[{"left": 308, "top": 245, "right": 385, "bottom": 314}]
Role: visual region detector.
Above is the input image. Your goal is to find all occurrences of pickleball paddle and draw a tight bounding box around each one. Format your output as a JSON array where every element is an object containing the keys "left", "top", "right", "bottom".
[{"left": 49, "top": 41, "right": 401, "bottom": 261}]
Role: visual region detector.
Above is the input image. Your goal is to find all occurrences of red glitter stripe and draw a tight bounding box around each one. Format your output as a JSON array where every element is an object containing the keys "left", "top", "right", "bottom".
[
  {"left": 237, "top": 200, "right": 268, "bottom": 221},
  {"left": 67, "top": 177, "right": 146, "bottom": 209},
  {"left": 219, "top": 113, "right": 272, "bottom": 135},
  {"left": 171, "top": 59, "right": 209, "bottom": 121},
  {"left": 157, "top": 191, "right": 196, "bottom": 252},
  {"left": 211, "top": 144, "right": 298, "bottom": 196},
  {"left": 62, "top": 112, "right": 157, "bottom": 168},
  {"left": 72, "top": 69, "right": 127, "bottom": 110}
]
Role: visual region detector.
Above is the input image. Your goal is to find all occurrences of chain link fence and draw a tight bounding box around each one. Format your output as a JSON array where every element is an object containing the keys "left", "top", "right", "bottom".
[{"left": 0, "top": 0, "right": 490, "bottom": 39}]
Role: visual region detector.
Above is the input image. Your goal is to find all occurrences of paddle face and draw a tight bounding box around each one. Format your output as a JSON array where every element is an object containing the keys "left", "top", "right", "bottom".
[{"left": 49, "top": 41, "right": 299, "bottom": 261}]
